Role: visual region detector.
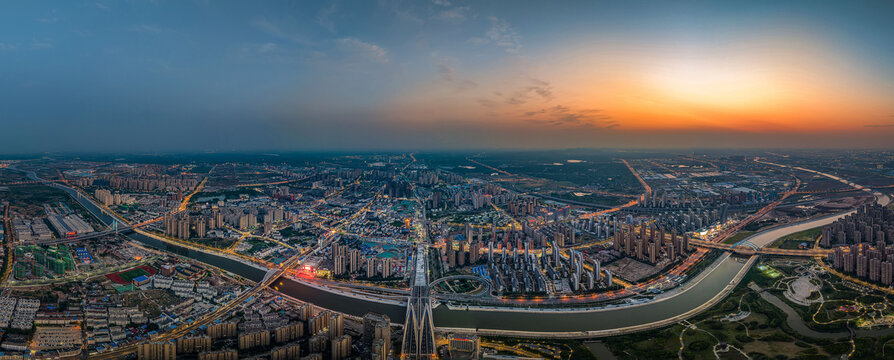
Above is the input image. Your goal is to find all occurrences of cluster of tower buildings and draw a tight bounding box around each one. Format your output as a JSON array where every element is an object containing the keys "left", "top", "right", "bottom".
[
  {"left": 362, "top": 313, "right": 393, "bottom": 360},
  {"left": 825, "top": 204, "right": 894, "bottom": 286},
  {"left": 163, "top": 211, "right": 223, "bottom": 240},
  {"left": 559, "top": 246, "right": 614, "bottom": 292},
  {"left": 329, "top": 243, "right": 393, "bottom": 279},
  {"left": 77, "top": 173, "right": 199, "bottom": 192},
  {"left": 162, "top": 206, "right": 298, "bottom": 240},
  {"left": 612, "top": 224, "right": 690, "bottom": 265},
  {"left": 654, "top": 205, "right": 729, "bottom": 233},
  {"left": 566, "top": 215, "right": 621, "bottom": 243},
  {"left": 506, "top": 197, "right": 540, "bottom": 217},
  {"left": 94, "top": 189, "right": 135, "bottom": 206},
  {"left": 137, "top": 301, "right": 375, "bottom": 360},
  {"left": 821, "top": 204, "right": 894, "bottom": 248},
  {"left": 830, "top": 243, "right": 894, "bottom": 286},
  {"left": 482, "top": 238, "right": 615, "bottom": 294},
  {"left": 640, "top": 190, "right": 768, "bottom": 209},
  {"left": 444, "top": 233, "right": 483, "bottom": 269},
  {"left": 425, "top": 182, "right": 510, "bottom": 211},
  {"left": 485, "top": 240, "right": 549, "bottom": 294}
]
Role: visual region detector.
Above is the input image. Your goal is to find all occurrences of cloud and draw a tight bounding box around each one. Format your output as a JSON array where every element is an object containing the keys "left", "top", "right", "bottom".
[
  {"left": 0, "top": 42, "right": 19, "bottom": 51},
  {"left": 436, "top": 63, "right": 477, "bottom": 91},
  {"left": 864, "top": 117, "right": 894, "bottom": 127},
  {"left": 437, "top": 64, "right": 456, "bottom": 81},
  {"left": 316, "top": 4, "right": 337, "bottom": 33},
  {"left": 467, "top": 37, "right": 488, "bottom": 45},
  {"left": 524, "top": 105, "right": 616, "bottom": 128},
  {"left": 505, "top": 78, "right": 553, "bottom": 105},
  {"left": 433, "top": 6, "right": 471, "bottom": 23},
  {"left": 37, "top": 10, "right": 59, "bottom": 23},
  {"left": 95, "top": 2, "right": 110, "bottom": 11},
  {"left": 252, "top": 16, "right": 314, "bottom": 46},
  {"left": 129, "top": 24, "right": 162, "bottom": 34},
  {"left": 431, "top": 0, "right": 451, "bottom": 6},
  {"left": 484, "top": 16, "right": 521, "bottom": 53},
  {"left": 378, "top": 0, "right": 425, "bottom": 25},
  {"left": 477, "top": 98, "right": 499, "bottom": 108},
  {"left": 31, "top": 38, "right": 53, "bottom": 50},
  {"left": 242, "top": 42, "right": 278, "bottom": 54},
  {"left": 229, "top": 42, "right": 308, "bottom": 64},
  {"left": 337, "top": 38, "right": 389, "bottom": 63}
]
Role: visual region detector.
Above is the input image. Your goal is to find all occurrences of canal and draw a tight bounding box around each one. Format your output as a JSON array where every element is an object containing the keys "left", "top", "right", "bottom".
[{"left": 55, "top": 175, "right": 889, "bottom": 333}]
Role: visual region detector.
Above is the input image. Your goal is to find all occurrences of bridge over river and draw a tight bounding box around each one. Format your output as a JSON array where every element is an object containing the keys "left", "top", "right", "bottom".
[
  {"left": 33, "top": 163, "right": 894, "bottom": 338},
  {"left": 689, "top": 238, "right": 831, "bottom": 257}
]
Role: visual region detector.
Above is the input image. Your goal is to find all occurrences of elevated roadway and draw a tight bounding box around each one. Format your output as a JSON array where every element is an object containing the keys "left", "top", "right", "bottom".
[
  {"left": 689, "top": 239, "right": 831, "bottom": 257},
  {"left": 14, "top": 159, "right": 893, "bottom": 340}
]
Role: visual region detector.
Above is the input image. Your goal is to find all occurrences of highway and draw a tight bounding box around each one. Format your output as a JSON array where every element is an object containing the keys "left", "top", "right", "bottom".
[
  {"left": 11, "top": 158, "right": 893, "bottom": 340},
  {"left": 7, "top": 168, "right": 312, "bottom": 358},
  {"left": 90, "top": 252, "right": 306, "bottom": 359},
  {"left": 1, "top": 202, "right": 13, "bottom": 284},
  {"left": 620, "top": 159, "right": 651, "bottom": 195},
  {"left": 689, "top": 238, "right": 831, "bottom": 257},
  {"left": 264, "top": 162, "right": 892, "bottom": 338},
  {"left": 467, "top": 157, "right": 515, "bottom": 176}
]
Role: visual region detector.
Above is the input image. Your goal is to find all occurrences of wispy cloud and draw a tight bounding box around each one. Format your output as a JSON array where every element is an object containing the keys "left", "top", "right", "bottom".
[
  {"left": 436, "top": 63, "right": 477, "bottom": 91},
  {"left": 524, "top": 106, "right": 616, "bottom": 128},
  {"left": 0, "top": 42, "right": 19, "bottom": 51},
  {"left": 316, "top": 4, "right": 337, "bottom": 33},
  {"left": 252, "top": 16, "right": 314, "bottom": 46},
  {"left": 243, "top": 42, "right": 278, "bottom": 54},
  {"left": 37, "top": 10, "right": 59, "bottom": 23},
  {"left": 433, "top": 6, "right": 471, "bottom": 23},
  {"left": 31, "top": 38, "right": 54, "bottom": 50},
  {"left": 129, "top": 24, "right": 162, "bottom": 34},
  {"left": 477, "top": 98, "right": 499, "bottom": 108},
  {"left": 471, "top": 16, "right": 522, "bottom": 53},
  {"left": 505, "top": 78, "right": 553, "bottom": 105},
  {"left": 378, "top": 0, "right": 425, "bottom": 25},
  {"left": 95, "top": 2, "right": 110, "bottom": 11},
  {"left": 229, "top": 42, "right": 308, "bottom": 64},
  {"left": 864, "top": 117, "right": 894, "bottom": 127},
  {"left": 337, "top": 38, "right": 389, "bottom": 63}
]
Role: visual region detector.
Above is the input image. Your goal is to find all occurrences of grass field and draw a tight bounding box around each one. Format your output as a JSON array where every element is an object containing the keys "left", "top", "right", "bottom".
[
  {"left": 723, "top": 231, "right": 756, "bottom": 244},
  {"left": 603, "top": 265, "right": 853, "bottom": 359},
  {"left": 4, "top": 184, "right": 71, "bottom": 217},
  {"left": 770, "top": 227, "right": 822, "bottom": 249},
  {"left": 118, "top": 268, "right": 150, "bottom": 282}
]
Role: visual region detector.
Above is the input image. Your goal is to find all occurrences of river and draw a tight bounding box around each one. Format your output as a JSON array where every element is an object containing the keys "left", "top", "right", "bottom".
[{"left": 51, "top": 171, "right": 891, "bottom": 334}]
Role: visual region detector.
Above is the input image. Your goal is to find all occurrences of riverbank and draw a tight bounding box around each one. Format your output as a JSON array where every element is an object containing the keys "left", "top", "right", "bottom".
[
  {"left": 284, "top": 275, "right": 407, "bottom": 306},
  {"left": 47, "top": 162, "right": 893, "bottom": 336}
]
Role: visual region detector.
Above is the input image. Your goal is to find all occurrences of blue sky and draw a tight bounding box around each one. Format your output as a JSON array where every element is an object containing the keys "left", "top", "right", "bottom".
[{"left": 1, "top": 1, "right": 893, "bottom": 153}]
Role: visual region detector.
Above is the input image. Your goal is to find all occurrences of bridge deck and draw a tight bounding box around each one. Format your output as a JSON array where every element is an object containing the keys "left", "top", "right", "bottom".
[{"left": 689, "top": 239, "right": 830, "bottom": 257}]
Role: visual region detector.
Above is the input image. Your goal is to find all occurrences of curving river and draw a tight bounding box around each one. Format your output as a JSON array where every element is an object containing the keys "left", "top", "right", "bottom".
[{"left": 48, "top": 170, "right": 890, "bottom": 335}]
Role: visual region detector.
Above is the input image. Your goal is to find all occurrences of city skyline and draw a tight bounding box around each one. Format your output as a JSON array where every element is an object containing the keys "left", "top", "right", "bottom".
[
  {"left": 1, "top": 0, "right": 893, "bottom": 152},
  {"left": 3, "top": 2, "right": 894, "bottom": 357}
]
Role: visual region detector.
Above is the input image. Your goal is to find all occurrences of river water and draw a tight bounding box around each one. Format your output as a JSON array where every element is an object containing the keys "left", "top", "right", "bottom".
[{"left": 55, "top": 178, "right": 890, "bottom": 333}]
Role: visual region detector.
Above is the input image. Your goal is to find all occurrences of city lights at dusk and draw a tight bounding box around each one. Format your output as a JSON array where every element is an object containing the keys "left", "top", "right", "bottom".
[{"left": 1, "top": 1, "right": 893, "bottom": 359}]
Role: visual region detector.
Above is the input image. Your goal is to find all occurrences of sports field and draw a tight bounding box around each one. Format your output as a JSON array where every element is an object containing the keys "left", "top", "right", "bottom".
[{"left": 106, "top": 266, "right": 157, "bottom": 284}]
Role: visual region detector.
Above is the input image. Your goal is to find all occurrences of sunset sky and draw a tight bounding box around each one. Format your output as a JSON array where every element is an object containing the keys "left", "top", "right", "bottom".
[{"left": 1, "top": 1, "right": 893, "bottom": 152}]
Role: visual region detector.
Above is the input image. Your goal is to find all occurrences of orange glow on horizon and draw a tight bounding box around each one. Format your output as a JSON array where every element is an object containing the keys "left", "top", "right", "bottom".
[{"left": 385, "top": 32, "right": 893, "bottom": 139}]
